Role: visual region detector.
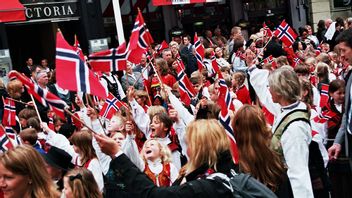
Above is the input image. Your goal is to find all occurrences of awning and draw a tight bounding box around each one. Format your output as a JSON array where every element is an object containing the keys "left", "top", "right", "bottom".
[{"left": 0, "top": 0, "right": 26, "bottom": 23}]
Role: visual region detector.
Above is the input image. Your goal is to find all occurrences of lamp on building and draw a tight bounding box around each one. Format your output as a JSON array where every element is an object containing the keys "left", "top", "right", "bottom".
[{"left": 244, "top": 2, "right": 250, "bottom": 11}]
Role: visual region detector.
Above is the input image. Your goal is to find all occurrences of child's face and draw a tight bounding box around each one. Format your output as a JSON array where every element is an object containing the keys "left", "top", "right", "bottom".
[
  {"left": 73, "top": 145, "right": 81, "bottom": 155},
  {"left": 150, "top": 116, "right": 167, "bottom": 138},
  {"left": 231, "top": 77, "right": 239, "bottom": 88},
  {"left": 144, "top": 140, "right": 161, "bottom": 161},
  {"left": 19, "top": 118, "right": 27, "bottom": 128},
  {"left": 330, "top": 88, "right": 345, "bottom": 105},
  {"left": 210, "top": 90, "right": 219, "bottom": 102},
  {"left": 107, "top": 116, "right": 123, "bottom": 132},
  {"left": 112, "top": 132, "right": 125, "bottom": 148},
  {"left": 210, "top": 84, "right": 220, "bottom": 102}
]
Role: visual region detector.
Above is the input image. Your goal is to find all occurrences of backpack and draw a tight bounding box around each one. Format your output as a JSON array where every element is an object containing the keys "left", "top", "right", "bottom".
[{"left": 207, "top": 170, "right": 278, "bottom": 198}]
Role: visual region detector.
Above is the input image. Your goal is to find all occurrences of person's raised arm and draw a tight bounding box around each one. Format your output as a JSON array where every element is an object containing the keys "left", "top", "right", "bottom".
[{"left": 127, "top": 86, "right": 151, "bottom": 137}]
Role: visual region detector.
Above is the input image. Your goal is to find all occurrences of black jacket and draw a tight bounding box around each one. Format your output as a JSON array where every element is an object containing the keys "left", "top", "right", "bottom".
[{"left": 110, "top": 153, "right": 234, "bottom": 198}]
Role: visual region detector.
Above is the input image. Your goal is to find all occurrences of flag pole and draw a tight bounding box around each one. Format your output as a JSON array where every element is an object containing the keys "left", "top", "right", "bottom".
[
  {"left": 3, "top": 97, "right": 27, "bottom": 105},
  {"left": 85, "top": 93, "right": 108, "bottom": 135},
  {"left": 63, "top": 108, "right": 97, "bottom": 134},
  {"left": 132, "top": 62, "right": 149, "bottom": 88},
  {"left": 112, "top": 0, "right": 125, "bottom": 44},
  {"left": 254, "top": 35, "right": 273, "bottom": 62},
  {"left": 29, "top": 95, "right": 43, "bottom": 123}
]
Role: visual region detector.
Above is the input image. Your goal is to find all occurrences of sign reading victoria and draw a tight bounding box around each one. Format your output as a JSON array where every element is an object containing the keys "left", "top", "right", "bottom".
[{"left": 20, "top": 0, "right": 78, "bottom": 21}]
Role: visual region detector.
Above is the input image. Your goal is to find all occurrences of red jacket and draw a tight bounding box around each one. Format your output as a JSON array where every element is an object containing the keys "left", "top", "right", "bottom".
[
  {"left": 236, "top": 85, "right": 252, "bottom": 105},
  {"left": 161, "top": 74, "right": 177, "bottom": 88}
]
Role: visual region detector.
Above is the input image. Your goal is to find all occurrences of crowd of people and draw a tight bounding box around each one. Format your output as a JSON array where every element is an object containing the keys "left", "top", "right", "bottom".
[{"left": 1, "top": 16, "right": 352, "bottom": 198}]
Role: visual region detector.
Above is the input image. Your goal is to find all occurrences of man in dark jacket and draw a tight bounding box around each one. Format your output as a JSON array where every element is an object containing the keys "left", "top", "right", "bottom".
[{"left": 180, "top": 35, "right": 198, "bottom": 77}]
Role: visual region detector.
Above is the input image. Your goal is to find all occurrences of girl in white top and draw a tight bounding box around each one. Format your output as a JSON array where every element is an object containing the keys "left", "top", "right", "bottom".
[
  {"left": 124, "top": 134, "right": 179, "bottom": 187},
  {"left": 70, "top": 131, "right": 104, "bottom": 192}
]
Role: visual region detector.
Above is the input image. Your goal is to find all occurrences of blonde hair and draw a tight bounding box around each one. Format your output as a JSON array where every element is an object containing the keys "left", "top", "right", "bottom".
[
  {"left": 204, "top": 48, "right": 214, "bottom": 59},
  {"left": 275, "top": 56, "right": 289, "bottom": 68},
  {"left": 186, "top": 119, "right": 230, "bottom": 173},
  {"left": 305, "top": 57, "right": 317, "bottom": 66},
  {"left": 65, "top": 168, "right": 102, "bottom": 198},
  {"left": 7, "top": 79, "right": 23, "bottom": 99},
  {"left": 70, "top": 130, "right": 97, "bottom": 165},
  {"left": 147, "top": 105, "right": 167, "bottom": 120},
  {"left": 268, "top": 66, "right": 301, "bottom": 103},
  {"left": 0, "top": 145, "right": 60, "bottom": 198},
  {"left": 141, "top": 139, "right": 172, "bottom": 163}
]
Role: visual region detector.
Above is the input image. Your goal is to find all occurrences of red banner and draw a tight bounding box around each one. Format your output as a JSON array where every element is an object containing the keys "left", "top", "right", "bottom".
[{"left": 152, "top": 0, "right": 222, "bottom": 6}]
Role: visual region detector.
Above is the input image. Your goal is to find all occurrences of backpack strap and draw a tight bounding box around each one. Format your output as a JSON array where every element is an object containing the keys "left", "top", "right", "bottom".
[{"left": 270, "top": 109, "right": 310, "bottom": 157}]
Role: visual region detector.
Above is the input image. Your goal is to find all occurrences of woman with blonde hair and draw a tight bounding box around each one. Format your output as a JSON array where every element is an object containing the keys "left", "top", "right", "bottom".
[
  {"left": 63, "top": 168, "right": 102, "bottom": 198},
  {"left": 94, "top": 119, "right": 241, "bottom": 197},
  {"left": 0, "top": 145, "right": 60, "bottom": 198},
  {"left": 233, "top": 105, "right": 292, "bottom": 197},
  {"left": 70, "top": 131, "right": 104, "bottom": 192}
]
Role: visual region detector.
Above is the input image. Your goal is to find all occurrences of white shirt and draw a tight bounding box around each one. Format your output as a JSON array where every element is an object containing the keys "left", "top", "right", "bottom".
[{"left": 249, "top": 67, "right": 314, "bottom": 198}]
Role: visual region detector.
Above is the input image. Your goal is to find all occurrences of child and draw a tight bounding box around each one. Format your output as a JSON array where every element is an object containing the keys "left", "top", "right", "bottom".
[
  {"left": 323, "top": 79, "right": 345, "bottom": 148},
  {"left": 70, "top": 131, "right": 104, "bottom": 192},
  {"left": 19, "top": 128, "right": 45, "bottom": 154},
  {"left": 124, "top": 137, "right": 179, "bottom": 187},
  {"left": 63, "top": 168, "right": 102, "bottom": 198},
  {"left": 324, "top": 80, "right": 352, "bottom": 198},
  {"left": 232, "top": 71, "right": 251, "bottom": 105},
  {"left": 134, "top": 90, "right": 150, "bottom": 113}
]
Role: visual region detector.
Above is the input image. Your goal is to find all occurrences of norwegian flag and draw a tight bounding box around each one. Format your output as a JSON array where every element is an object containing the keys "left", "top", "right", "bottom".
[
  {"left": 89, "top": 43, "right": 127, "bottom": 72},
  {"left": 4, "top": 127, "right": 20, "bottom": 146},
  {"left": 100, "top": 93, "right": 128, "bottom": 119},
  {"left": 194, "top": 33, "right": 205, "bottom": 72},
  {"left": 8, "top": 71, "right": 68, "bottom": 120},
  {"left": 155, "top": 40, "right": 169, "bottom": 56},
  {"left": 274, "top": 20, "right": 297, "bottom": 47},
  {"left": 127, "top": 10, "right": 154, "bottom": 64},
  {"left": 263, "top": 22, "right": 273, "bottom": 37},
  {"left": 56, "top": 31, "right": 107, "bottom": 99},
  {"left": 293, "top": 57, "right": 302, "bottom": 67},
  {"left": 262, "top": 55, "right": 277, "bottom": 68},
  {"left": 320, "top": 84, "right": 329, "bottom": 107},
  {"left": 73, "top": 35, "right": 85, "bottom": 61},
  {"left": 217, "top": 73, "right": 238, "bottom": 163},
  {"left": 211, "top": 51, "right": 220, "bottom": 74},
  {"left": 175, "top": 63, "right": 197, "bottom": 106},
  {"left": 0, "top": 125, "right": 14, "bottom": 152},
  {"left": 2, "top": 98, "right": 16, "bottom": 126}
]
